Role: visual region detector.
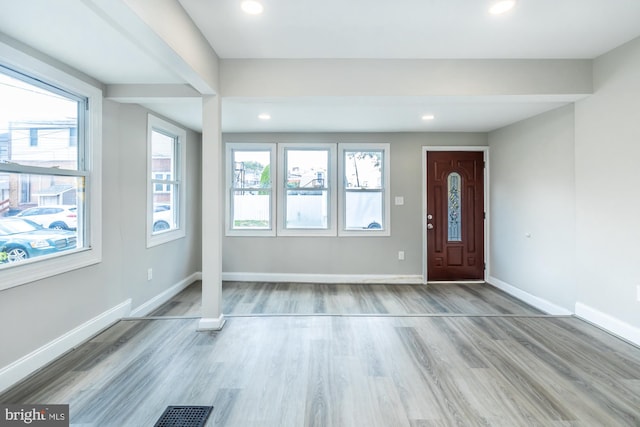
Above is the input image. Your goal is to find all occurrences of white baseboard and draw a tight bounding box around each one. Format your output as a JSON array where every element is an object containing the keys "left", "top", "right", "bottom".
[
  {"left": 575, "top": 302, "right": 640, "bottom": 347},
  {"left": 0, "top": 299, "right": 132, "bottom": 395},
  {"left": 222, "top": 272, "right": 424, "bottom": 284},
  {"left": 487, "top": 276, "right": 573, "bottom": 315},
  {"left": 0, "top": 272, "right": 203, "bottom": 394},
  {"left": 129, "top": 272, "right": 201, "bottom": 317}
]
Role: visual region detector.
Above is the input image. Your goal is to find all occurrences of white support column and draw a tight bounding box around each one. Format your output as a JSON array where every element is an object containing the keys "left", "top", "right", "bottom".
[{"left": 199, "top": 94, "right": 225, "bottom": 330}]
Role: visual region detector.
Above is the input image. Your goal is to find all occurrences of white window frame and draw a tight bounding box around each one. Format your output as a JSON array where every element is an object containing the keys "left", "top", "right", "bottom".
[
  {"left": 277, "top": 143, "right": 337, "bottom": 237},
  {"left": 338, "top": 143, "right": 391, "bottom": 236},
  {"left": 146, "top": 114, "right": 186, "bottom": 248},
  {"left": 0, "top": 40, "right": 103, "bottom": 291},
  {"left": 225, "top": 142, "right": 276, "bottom": 236}
]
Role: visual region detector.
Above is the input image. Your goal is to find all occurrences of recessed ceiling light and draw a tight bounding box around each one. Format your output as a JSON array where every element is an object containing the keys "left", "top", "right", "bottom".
[
  {"left": 258, "top": 113, "right": 271, "bottom": 120},
  {"left": 241, "top": 0, "right": 264, "bottom": 15},
  {"left": 489, "top": 0, "right": 516, "bottom": 15},
  {"left": 421, "top": 114, "right": 435, "bottom": 121}
]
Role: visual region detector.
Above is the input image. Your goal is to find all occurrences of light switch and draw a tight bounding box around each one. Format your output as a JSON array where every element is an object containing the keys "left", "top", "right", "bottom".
[{"left": 395, "top": 196, "right": 404, "bottom": 206}]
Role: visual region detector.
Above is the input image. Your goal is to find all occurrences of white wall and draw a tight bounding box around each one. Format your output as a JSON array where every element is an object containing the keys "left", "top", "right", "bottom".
[
  {"left": 487, "top": 35, "right": 640, "bottom": 343},
  {"left": 488, "top": 105, "right": 576, "bottom": 313},
  {"left": 574, "top": 36, "right": 640, "bottom": 336},
  {"left": 222, "top": 132, "right": 487, "bottom": 280},
  {"left": 0, "top": 99, "right": 202, "bottom": 384},
  {"left": 114, "top": 103, "right": 202, "bottom": 311}
]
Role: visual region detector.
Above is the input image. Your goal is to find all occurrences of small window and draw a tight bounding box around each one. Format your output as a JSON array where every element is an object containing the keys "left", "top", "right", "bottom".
[
  {"left": 69, "top": 127, "right": 77, "bottom": 147},
  {"left": 147, "top": 115, "right": 186, "bottom": 247},
  {"left": 29, "top": 128, "right": 38, "bottom": 146},
  {"left": 226, "top": 143, "right": 275, "bottom": 236},
  {"left": 339, "top": 143, "right": 390, "bottom": 236}
]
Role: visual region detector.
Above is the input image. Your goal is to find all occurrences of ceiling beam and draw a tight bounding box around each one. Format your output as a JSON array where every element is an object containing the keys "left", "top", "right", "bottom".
[
  {"left": 82, "top": 0, "right": 219, "bottom": 95},
  {"left": 105, "top": 84, "right": 201, "bottom": 103},
  {"left": 221, "top": 59, "right": 593, "bottom": 98}
]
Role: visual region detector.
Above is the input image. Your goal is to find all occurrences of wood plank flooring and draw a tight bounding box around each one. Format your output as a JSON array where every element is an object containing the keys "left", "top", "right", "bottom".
[
  {"left": 150, "top": 281, "right": 544, "bottom": 317},
  {"left": 2, "top": 283, "right": 639, "bottom": 426}
]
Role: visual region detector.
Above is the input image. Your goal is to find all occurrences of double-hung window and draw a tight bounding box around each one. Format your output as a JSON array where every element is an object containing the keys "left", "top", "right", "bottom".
[
  {"left": 147, "top": 114, "right": 186, "bottom": 247},
  {"left": 278, "top": 143, "right": 336, "bottom": 236},
  {"left": 339, "top": 143, "right": 390, "bottom": 235},
  {"left": 0, "top": 49, "right": 102, "bottom": 290},
  {"left": 226, "top": 143, "right": 275, "bottom": 236}
]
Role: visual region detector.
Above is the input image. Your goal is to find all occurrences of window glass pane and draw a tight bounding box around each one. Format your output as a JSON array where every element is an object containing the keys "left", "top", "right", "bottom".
[
  {"left": 344, "top": 191, "right": 383, "bottom": 229},
  {"left": 284, "top": 149, "right": 329, "bottom": 229},
  {"left": 150, "top": 130, "right": 178, "bottom": 235},
  {"left": 233, "top": 150, "right": 270, "bottom": 189},
  {"left": 447, "top": 172, "right": 462, "bottom": 242},
  {"left": 151, "top": 130, "right": 175, "bottom": 180},
  {"left": 286, "top": 189, "right": 328, "bottom": 229},
  {"left": 0, "top": 172, "right": 83, "bottom": 266},
  {"left": 0, "top": 72, "right": 79, "bottom": 170},
  {"left": 286, "top": 150, "right": 327, "bottom": 189},
  {"left": 152, "top": 184, "right": 178, "bottom": 234},
  {"left": 232, "top": 190, "right": 271, "bottom": 229},
  {"left": 344, "top": 150, "right": 382, "bottom": 189},
  {"left": 231, "top": 149, "right": 271, "bottom": 230}
]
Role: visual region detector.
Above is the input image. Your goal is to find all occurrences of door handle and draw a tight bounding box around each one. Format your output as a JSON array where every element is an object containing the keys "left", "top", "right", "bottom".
[{"left": 427, "top": 223, "right": 434, "bottom": 230}]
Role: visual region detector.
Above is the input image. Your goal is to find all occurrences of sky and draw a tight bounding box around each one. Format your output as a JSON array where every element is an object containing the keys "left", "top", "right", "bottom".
[{"left": 0, "top": 72, "right": 77, "bottom": 134}]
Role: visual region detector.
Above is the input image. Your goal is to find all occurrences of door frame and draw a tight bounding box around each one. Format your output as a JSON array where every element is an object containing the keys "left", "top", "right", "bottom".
[{"left": 421, "top": 146, "right": 490, "bottom": 284}]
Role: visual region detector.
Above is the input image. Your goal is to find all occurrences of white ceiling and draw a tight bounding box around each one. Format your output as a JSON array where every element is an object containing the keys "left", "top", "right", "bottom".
[
  {"left": 1, "top": 0, "right": 640, "bottom": 133},
  {"left": 221, "top": 96, "right": 583, "bottom": 133},
  {"left": 179, "top": 0, "right": 640, "bottom": 59}
]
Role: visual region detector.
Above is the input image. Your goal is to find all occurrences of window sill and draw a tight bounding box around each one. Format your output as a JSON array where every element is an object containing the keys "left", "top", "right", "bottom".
[
  {"left": 338, "top": 228, "right": 391, "bottom": 237},
  {"left": 147, "top": 229, "right": 186, "bottom": 248},
  {"left": 225, "top": 228, "right": 276, "bottom": 237}
]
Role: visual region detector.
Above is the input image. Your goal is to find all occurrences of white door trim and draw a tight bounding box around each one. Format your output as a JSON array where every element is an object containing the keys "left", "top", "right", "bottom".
[{"left": 421, "top": 146, "right": 490, "bottom": 283}]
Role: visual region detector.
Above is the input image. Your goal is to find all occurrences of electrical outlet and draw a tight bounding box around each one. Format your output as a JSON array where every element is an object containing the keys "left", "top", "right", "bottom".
[
  {"left": 147, "top": 268, "right": 153, "bottom": 281},
  {"left": 398, "top": 251, "right": 405, "bottom": 261}
]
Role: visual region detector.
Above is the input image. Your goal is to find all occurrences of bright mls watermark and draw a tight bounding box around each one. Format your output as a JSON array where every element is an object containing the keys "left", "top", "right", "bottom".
[{"left": 0, "top": 405, "right": 68, "bottom": 426}]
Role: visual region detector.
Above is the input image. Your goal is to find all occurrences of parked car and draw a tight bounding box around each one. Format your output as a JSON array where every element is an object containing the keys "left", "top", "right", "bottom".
[
  {"left": 153, "top": 204, "right": 174, "bottom": 232},
  {"left": 0, "top": 218, "right": 77, "bottom": 263},
  {"left": 16, "top": 205, "right": 77, "bottom": 230}
]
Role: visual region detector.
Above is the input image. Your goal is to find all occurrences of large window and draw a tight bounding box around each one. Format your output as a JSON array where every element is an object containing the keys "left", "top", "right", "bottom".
[
  {"left": 0, "top": 46, "right": 102, "bottom": 290},
  {"left": 225, "top": 142, "right": 388, "bottom": 237},
  {"left": 0, "top": 69, "right": 84, "bottom": 263},
  {"left": 226, "top": 143, "right": 275, "bottom": 236},
  {"left": 147, "top": 115, "right": 186, "bottom": 247}
]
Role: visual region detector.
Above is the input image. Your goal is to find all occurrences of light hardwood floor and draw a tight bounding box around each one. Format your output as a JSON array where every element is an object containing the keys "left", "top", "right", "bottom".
[{"left": 2, "top": 282, "right": 639, "bottom": 426}]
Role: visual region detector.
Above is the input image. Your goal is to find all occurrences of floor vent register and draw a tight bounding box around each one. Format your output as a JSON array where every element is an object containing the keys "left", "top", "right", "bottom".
[{"left": 154, "top": 405, "right": 213, "bottom": 427}]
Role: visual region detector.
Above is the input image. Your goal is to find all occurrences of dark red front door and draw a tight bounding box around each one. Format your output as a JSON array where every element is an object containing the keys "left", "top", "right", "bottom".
[{"left": 426, "top": 151, "right": 484, "bottom": 281}]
